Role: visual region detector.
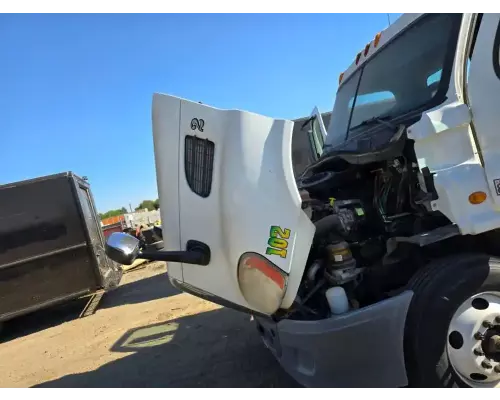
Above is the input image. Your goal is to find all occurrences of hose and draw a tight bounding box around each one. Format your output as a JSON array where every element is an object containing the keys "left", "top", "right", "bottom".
[{"left": 313, "top": 214, "right": 346, "bottom": 241}]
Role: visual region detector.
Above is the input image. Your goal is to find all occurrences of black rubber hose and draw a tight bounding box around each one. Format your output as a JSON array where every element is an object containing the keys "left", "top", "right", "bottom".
[{"left": 313, "top": 214, "right": 345, "bottom": 241}]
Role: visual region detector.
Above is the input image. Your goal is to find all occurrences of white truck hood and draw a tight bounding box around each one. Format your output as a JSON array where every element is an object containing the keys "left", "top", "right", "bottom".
[{"left": 151, "top": 93, "right": 315, "bottom": 314}]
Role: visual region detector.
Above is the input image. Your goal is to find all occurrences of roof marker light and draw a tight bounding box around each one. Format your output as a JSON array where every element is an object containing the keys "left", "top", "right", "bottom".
[
  {"left": 355, "top": 52, "right": 362, "bottom": 65},
  {"left": 339, "top": 72, "right": 344, "bottom": 85},
  {"left": 364, "top": 43, "right": 370, "bottom": 56},
  {"left": 374, "top": 32, "right": 382, "bottom": 48}
]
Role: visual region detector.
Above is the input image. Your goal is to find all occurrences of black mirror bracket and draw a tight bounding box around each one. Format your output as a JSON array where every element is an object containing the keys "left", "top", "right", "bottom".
[{"left": 138, "top": 240, "right": 211, "bottom": 266}]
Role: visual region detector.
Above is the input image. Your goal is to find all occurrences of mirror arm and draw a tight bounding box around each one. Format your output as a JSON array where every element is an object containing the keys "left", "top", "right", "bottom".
[{"left": 138, "top": 240, "right": 211, "bottom": 266}]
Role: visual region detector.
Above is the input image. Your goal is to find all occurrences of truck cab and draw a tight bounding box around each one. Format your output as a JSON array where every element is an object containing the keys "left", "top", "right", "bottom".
[{"left": 107, "top": 13, "right": 500, "bottom": 388}]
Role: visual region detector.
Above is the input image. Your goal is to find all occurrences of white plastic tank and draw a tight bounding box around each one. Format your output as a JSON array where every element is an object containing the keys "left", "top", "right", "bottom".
[{"left": 325, "top": 286, "right": 349, "bottom": 315}]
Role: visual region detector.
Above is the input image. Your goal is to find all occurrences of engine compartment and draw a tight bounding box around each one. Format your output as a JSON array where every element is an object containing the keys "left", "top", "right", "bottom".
[{"left": 281, "top": 124, "right": 455, "bottom": 321}]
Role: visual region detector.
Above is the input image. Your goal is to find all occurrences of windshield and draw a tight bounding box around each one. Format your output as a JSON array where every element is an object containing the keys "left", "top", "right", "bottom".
[{"left": 326, "top": 13, "right": 462, "bottom": 149}]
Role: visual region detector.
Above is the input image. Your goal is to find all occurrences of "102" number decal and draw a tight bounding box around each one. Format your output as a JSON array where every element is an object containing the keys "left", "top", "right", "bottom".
[{"left": 266, "top": 225, "right": 291, "bottom": 259}]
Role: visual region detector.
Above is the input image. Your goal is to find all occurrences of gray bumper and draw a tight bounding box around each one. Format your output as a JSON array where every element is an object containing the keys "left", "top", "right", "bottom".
[{"left": 255, "top": 290, "right": 413, "bottom": 388}]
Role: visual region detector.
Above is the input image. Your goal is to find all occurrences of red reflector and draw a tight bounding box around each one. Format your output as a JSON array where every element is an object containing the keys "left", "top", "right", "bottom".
[
  {"left": 355, "top": 52, "right": 362, "bottom": 65},
  {"left": 243, "top": 254, "right": 285, "bottom": 290},
  {"left": 364, "top": 43, "right": 370, "bottom": 56}
]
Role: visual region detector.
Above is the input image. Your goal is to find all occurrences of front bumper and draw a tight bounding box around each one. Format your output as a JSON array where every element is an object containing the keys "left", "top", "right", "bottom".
[{"left": 255, "top": 290, "right": 413, "bottom": 388}]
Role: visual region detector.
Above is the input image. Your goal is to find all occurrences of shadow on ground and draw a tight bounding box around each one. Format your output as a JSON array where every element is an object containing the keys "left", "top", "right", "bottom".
[
  {"left": 0, "top": 296, "right": 88, "bottom": 343},
  {"left": 1, "top": 269, "right": 178, "bottom": 343},
  {"left": 99, "top": 271, "right": 181, "bottom": 310},
  {"left": 35, "top": 307, "right": 299, "bottom": 388}
]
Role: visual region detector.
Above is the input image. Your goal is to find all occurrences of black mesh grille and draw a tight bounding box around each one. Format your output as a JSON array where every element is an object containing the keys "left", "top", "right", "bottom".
[{"left": 184, "top": 135, "right": 214, "bottom": 198}]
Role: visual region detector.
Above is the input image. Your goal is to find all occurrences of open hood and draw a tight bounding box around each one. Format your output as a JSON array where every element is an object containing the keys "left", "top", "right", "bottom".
[{"left": 151, "top": 93, "right": 315, "bottom": 315}]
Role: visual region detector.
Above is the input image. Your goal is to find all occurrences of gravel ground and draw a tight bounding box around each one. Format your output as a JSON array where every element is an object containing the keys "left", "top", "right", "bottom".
[{"left": 0, "top": 262, "right": 298, "bottom": 388}]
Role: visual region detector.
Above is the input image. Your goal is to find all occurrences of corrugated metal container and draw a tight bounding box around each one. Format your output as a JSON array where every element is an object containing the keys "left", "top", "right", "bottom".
[{"left": 0, "top": 172, "right": 123, "bottom": 322}]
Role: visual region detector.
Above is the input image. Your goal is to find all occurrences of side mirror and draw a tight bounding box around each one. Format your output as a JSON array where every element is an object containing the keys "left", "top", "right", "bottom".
[
  {"left": 105, "top": 232, "right": 141, "bottom": 265},
  {"left": 105, "top": 231, "right": 211, "bottom": 266}
]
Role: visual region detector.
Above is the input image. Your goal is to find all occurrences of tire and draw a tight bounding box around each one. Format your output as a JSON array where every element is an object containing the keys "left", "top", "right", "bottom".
[{"left": 404, "top": 253, "right": 500, "bottom": 387}]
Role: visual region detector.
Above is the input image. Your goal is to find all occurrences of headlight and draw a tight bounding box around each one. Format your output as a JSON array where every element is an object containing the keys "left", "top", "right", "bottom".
[{"left": 237, "top": 252, "right": 287, "bottom": 314}]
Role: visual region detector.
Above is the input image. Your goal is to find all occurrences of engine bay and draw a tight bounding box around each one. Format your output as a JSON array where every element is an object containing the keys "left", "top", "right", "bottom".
[{"left": 281, "top": 123, "right": 455, "bottom": 321}]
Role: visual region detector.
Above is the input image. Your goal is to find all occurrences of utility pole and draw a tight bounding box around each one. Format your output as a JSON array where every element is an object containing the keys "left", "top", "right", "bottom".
[{"left": 387, "top": 13, "right": 391, "bottom": 26}]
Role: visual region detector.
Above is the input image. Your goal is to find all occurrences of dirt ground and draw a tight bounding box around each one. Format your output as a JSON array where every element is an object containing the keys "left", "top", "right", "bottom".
[{"left": 0, "top": 263, "right": 298, "bottom": 388}]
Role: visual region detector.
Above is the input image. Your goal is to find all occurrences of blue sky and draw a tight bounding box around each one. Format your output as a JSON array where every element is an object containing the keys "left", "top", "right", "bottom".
[{"left": 0, "top": 13, "right": 400, "bottom": 212}]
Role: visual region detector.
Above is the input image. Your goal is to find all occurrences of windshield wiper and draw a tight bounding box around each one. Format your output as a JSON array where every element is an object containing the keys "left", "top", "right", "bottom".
[{"left": 349, "top": 115, "right": 396, "bottom": 131}]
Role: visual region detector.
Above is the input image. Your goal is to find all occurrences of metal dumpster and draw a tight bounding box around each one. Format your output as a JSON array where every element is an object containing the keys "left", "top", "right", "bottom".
[{"left": 0, "top": 172, "right": 123, "bottom": 322}]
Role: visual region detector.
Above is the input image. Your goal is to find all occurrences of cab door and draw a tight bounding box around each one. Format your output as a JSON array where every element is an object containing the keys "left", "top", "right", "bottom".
[
  {"left": 467, "top": 14, "right": 500, "bottom": 209},
  {"left": 152, "top": 93, "right": 315, "bottom": 315},
  {"left": 407, "top": 14, "right": 500, "bottom": 235}
]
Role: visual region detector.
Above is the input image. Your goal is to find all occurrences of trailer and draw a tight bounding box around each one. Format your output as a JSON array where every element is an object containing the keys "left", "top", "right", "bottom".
[{"left": 0, "top": 172, "right": 123, "bottom": 323}]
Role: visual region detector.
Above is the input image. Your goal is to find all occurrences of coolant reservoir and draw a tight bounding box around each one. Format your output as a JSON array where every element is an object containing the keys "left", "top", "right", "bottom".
[{"left": 325, "top": 286, "right": 349, "bottom": 315}]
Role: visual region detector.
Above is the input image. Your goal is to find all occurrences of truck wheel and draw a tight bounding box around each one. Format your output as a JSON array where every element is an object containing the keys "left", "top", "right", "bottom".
[{"left": 404, "top": 253, "right": 500, "bottom": 387}]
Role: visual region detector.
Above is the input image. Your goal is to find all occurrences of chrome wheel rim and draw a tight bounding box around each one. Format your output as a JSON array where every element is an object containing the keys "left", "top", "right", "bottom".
[{"left": 447, "top": 292, "right": 500, "bottom": 387}]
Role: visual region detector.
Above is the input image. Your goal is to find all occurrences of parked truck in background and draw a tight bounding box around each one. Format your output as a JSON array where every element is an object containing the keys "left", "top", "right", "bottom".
[{"left": 106, "top": 13, "right": 500, "bottom": 388}]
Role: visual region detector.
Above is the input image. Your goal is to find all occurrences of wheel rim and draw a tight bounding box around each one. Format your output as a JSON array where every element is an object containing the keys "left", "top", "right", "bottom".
[{"left": 447, "top": 292, "right": 500, "bottom": 387}]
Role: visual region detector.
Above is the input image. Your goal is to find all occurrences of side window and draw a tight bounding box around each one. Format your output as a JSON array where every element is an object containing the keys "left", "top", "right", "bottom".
[
  {"left": 307, "top": 131, "right": 320, "bottom": 160},
  {"left": 305, "top": 116, "right": 324, "bottom": 160},
  {"left": 312, "top": 116, "right": 325, "bottom": 149}
]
